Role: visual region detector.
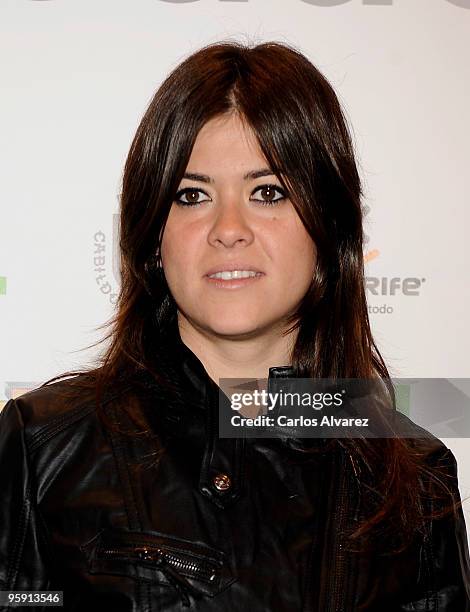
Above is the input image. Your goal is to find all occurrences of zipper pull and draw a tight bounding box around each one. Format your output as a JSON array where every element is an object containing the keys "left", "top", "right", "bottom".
[{"left": 138, "top": 547, "right": 201, "bottom": 607}]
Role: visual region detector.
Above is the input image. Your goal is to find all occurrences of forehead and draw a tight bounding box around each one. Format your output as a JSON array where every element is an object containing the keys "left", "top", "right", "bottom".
[{"left": 189, "top": 114, "right": 265, "bottom": 166}]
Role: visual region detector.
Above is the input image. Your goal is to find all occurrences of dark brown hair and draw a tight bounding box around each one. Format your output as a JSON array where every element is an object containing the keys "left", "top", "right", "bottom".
[{"left": 45, "top": 40, "right": 462, "bottom": 554}]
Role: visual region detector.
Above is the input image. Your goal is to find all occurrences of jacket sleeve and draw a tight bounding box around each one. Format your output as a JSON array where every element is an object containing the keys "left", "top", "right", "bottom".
[
  {"left": 426, "top": 446, "right": 470, "bottom": 611},
  {"left": 0, "top": 398, "right": 53, "bottom": 606}
]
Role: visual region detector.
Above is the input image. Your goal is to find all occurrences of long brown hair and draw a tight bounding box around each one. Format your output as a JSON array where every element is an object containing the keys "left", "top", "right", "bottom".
[{"left": 45, "top": 40, "right": 462, "bottom": 554}]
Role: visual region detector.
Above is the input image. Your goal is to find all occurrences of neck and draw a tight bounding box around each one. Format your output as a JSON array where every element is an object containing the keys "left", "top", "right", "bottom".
[{"left": 176, "top": 312, "right": 297, "bottom": 386}]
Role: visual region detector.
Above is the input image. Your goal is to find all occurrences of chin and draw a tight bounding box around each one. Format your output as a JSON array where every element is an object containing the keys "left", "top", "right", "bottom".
[{"left": 202, "top": 318, "right": 265, "bottom": 339}]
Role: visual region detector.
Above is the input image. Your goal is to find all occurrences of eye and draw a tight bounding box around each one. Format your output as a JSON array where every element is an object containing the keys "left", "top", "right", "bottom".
[
  {"left": 174, "top": 188, "right": 211, "bottom": 207},
  {"left": 173, "top": 184, "right": 288, "bottom": 208},
  {"left": 250, "top": 184, "right": 287, "bottom": 206}
]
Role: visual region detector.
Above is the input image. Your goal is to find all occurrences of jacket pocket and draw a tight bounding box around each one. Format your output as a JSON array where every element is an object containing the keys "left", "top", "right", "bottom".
[{"left": 80, "top": 527, "right": 236, "bottom": 606}]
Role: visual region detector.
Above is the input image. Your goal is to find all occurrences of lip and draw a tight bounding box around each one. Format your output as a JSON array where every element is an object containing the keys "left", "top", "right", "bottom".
[
  {"left": 204, "top": 263, "right": 264, "bottom": 277},
  {"left": 205, "top": 273, "right": 265, "bottom": 290}
]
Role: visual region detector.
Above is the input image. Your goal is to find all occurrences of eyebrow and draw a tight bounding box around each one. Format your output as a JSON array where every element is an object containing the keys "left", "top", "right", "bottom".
[{"left": 182, "top": 168, "right": 278, "bottom": 184}]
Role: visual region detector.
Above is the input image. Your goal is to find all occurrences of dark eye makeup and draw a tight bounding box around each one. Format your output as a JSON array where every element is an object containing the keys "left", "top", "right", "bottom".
[{"left": 173, "top": 184, "right": 288, "bottom": 207}]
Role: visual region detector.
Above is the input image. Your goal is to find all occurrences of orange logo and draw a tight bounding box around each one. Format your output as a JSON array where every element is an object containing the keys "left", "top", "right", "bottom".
[{"left": 364, "top": 249, "right": 380, "bottom": 263}]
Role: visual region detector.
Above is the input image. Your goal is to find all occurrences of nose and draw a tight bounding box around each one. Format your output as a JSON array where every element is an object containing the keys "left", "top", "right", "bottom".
[{"left": 207, "top": 198, "right": 255, "bottom": 248}]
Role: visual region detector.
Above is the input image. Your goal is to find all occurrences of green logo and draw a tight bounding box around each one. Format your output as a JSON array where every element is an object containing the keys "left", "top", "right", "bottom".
[
  {"left": 0, "top": 276, "right": 6, "bottom": 295},
  {"left": 394, "top": 383, "right": 411, "bottom": 416}
]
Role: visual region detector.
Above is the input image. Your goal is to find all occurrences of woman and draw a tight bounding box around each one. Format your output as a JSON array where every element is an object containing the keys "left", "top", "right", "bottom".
[{"left": 1, "top": 40, "right": 469, "bottom": 611}]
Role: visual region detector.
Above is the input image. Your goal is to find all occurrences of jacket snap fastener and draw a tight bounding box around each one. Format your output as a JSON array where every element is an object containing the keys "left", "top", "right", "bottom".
[{"left": 213, "top": 473, "right": 231, "bottom": 491}]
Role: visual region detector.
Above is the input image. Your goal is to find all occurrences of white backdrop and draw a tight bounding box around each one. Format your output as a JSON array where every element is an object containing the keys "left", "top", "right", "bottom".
[{"left": 1, "top": 0, "right": 469, "bottom": 534}]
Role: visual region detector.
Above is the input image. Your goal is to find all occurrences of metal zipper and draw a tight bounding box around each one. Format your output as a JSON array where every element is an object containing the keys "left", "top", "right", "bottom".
[
  {"left": 324, "top": 449, "right": 350, "bottom": 612},
  {"left": 98, "top": 543, "right": 220, "bottom": 607},
  {"left": 99, "top": 544, "right": 218, "bottom": 581}
]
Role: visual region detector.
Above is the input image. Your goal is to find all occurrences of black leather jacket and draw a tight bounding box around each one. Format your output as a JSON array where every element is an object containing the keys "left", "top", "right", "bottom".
[{"left": 1, "top": 323, "right": 470, "bottom": 611}]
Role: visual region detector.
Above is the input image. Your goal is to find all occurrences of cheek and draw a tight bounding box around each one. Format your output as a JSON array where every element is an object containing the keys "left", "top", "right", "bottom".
[
  {"left": 271, "top": 221, "right": 316, "bottom": 280},
  {"left": 161, "top": 223, "right": 199, "bottom": 277}
]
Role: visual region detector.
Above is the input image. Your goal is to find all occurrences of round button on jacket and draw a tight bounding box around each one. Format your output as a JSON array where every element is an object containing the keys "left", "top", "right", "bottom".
[{"left": 213, "top": 473, "right": 231, "bottom": 491}]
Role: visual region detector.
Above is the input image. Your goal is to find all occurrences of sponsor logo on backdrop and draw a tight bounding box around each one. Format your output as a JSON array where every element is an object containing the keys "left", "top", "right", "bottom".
[
  {"left": 27, "top": 0, "right": 470, "bottom": 9},
  {"left": 0, "top": 276, "right": 6, "bottom": 295},
  {"left": 93, "top": 214, "right": 120, "bottom": 305},
  {"left": 362, "top": 204, "right": 426, "bottom": 315}
]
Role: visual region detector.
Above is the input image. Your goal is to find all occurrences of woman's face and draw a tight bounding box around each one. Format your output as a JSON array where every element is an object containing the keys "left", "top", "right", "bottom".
[{"left": 161, "top": 113, "right": 317, "bottom": 338}]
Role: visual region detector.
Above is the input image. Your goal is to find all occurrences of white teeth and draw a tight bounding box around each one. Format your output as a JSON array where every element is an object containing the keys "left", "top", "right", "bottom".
[{"left": 208, "top": 270, "right": 260, "bottom": 280}]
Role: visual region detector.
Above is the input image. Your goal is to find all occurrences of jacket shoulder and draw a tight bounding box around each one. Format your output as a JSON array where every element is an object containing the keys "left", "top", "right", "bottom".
[
  {"left": 390, "top": 411, "right": 464, "bottom": 508},
  {"left": 389, "top": 408, "right": 452, "bottom": 461},
  {"left": 1, "top": 373, "right": 130, "bottom": 451}
]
